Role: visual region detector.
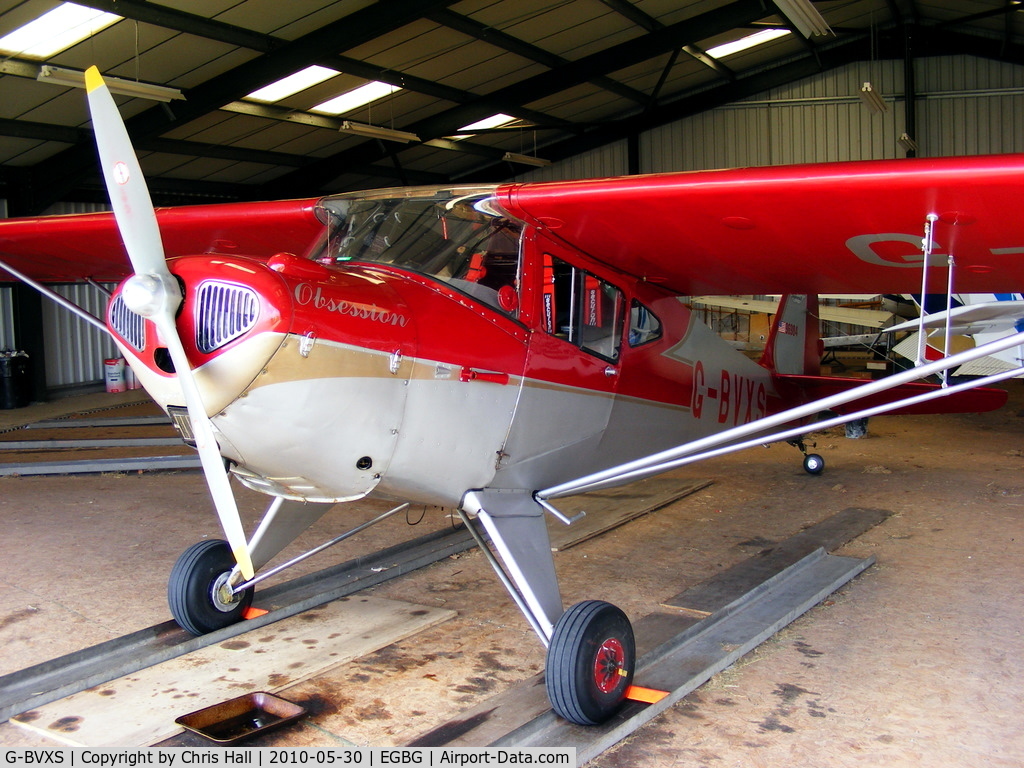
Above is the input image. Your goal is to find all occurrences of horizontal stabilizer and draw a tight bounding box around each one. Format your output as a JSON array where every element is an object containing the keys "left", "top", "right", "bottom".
[
  {"left": 886, "top": 300, "right": 1024, "bottom": 336},
  {"left": 773, "top": 373, "right": 1007, "bottom": 416}
]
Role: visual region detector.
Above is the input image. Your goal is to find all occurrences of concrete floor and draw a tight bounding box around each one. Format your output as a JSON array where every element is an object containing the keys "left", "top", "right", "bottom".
[{"left": 1, "top": 384, "right": 1023, "bottom": 765}]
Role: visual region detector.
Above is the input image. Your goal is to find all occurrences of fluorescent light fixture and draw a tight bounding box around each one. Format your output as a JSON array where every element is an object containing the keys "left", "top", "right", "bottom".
[
  {"left": 705, "top": 29, "right": 790, "bottom": 59},
  {"left": 245, "top": 65, "right": 339, "bottom": 103},
  {"left": 312, "top": 81, "right": 400, "bottom": 115},
  {"left": 37, "top": 65, "right": 184, "bottom": 102},
  {"left": 859, "top": 81, "right": 887, "bottom": 113},
  {"left": 773, "top": 0, "right": 832, "bottom": 37},
  {"left": 898, "top": 133, "right": 918, "bottom": 152},
  {"left": 340, "top": 120, "right": 419, "bottom": 143},
  {"left": 0, "top": 2, "right": 121, "bottom": 58},
  {"left": 502, "top": 151, "right": 551, "bottom": 167}
]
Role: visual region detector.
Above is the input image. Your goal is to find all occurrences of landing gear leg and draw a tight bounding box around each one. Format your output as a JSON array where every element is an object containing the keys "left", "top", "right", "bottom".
[
  {"left": 168, "top": 539, "right": 254, "bottom": 635},
  {"left": 789, "top": 438, "right": 825, "bottom": 475},
  {"left": 460, "top": 490, "right": 635, "bottom": 726}
]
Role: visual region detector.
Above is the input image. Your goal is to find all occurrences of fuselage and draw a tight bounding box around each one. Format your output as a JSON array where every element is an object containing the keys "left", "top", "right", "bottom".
[{"left": 106, "top": 186, "right": 780, "bottom": 507}]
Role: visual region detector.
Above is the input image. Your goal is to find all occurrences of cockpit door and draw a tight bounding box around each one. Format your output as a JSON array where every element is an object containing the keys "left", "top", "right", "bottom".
[{"left": 497, "top": 236, "right": 625, "bottom": 488}]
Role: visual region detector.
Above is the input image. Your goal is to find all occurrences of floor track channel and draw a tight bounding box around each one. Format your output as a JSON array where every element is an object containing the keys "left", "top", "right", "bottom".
[{"left": 0, "top": 525, "right": 476, "bottom": 723}]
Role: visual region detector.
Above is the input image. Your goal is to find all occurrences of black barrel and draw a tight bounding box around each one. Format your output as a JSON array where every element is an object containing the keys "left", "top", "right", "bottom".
[{"left": 0, "top": 354, "right": 31, "bottom": 409}]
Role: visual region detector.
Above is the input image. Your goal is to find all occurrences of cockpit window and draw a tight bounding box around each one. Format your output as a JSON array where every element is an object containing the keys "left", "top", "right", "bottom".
[
  {"left": 542, "top": 254, "right": 624, "bottom": 363},
  {"left": 629, "top": 300, "right": 662, "bottom": 346},
  {"left": 314, "top": 187, "right": 522, "bottom": 317}
]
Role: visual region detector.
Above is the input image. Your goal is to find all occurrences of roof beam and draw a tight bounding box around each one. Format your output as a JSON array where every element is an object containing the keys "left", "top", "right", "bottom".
[
  {"left": 596, "top": 0, "right": 662, "bottom": 32},
  {"left": 80, "top": 1, "right": 572, "bottom": 131},
  {"left": 427, "top": 8, "right": 650, "bottom": 105},
  {"left": 80, "top": 0, "right": 279, "bottom": 52},
  {"left": 455, "top": 22, "right": 1022, "bottom": 183},
  {"left": 599, "top": 0, "right": 737, "bottom": 81},
  {"left": 416, "top": 0, "right": 769, "bottom": 137},
  {"left": 26, "top": 0, "right": 464, "bottom": 213},
  {"left": 265, "top": 0, "right": 771, "bottom": 195}
]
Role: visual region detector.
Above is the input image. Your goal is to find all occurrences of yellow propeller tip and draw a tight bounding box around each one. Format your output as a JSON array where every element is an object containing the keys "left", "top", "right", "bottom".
[
  {"left": 84, "top": 66, "right": 104, "bottom": 94},
  {"left": 234, "top": 549, "right": 255, "bottom": 581}
]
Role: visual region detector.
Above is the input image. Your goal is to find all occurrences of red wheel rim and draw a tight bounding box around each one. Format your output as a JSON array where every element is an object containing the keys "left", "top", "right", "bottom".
[{"left": 593, "top": 637, "right": 626, "bottom": 694}]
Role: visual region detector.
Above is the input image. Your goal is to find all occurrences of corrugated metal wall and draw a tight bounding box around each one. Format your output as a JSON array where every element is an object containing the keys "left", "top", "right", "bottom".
[
  {"left": 917, "top": 57, "right": 1024, "bottom": 157},
  {"left": 0, "top": 201, "right": 117, "bottom": 391},
  {"left": 42, "top": 283, "right": 119, "bottom": 388},
  {"left": 0, "top": 198, "right": 11, "bottom": 350},
  {"left": 38, "top": 203, "right": 118, "bottom": 389},
  {"left": 518, "top": 139, "right": 631, "bottom": 182},
  {"left": 1, "top": 55, "right": 1022, "bottom": 389},
  {"left": 637, "top": 57, "right": 1024, "bottom": 172},
  {"left": 0, "top": 287, "right": 14, "bottom": 350}
]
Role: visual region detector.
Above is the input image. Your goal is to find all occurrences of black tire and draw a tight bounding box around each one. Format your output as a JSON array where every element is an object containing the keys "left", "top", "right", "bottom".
[
  {"left": 168, "top": 539, "right": 254, "bottom": 635},
  {"left": 545, "top": 600, "right": 635, "bottom": 725},
  {"left": 803, "top": 453, "right": 825, "bottom": 475}
]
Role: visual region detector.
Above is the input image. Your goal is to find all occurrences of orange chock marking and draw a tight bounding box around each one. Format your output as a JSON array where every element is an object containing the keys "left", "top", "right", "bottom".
[
  {"left": 625, "top": 685, "right": 670, "bottom": 704},
  {"left": 242, "top": 606, "right": 269, "bottom": 620}
]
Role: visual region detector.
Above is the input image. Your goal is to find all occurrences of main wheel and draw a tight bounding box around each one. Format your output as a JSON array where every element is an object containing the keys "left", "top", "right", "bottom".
[
  {"left": 803, "top": 453, "right": 825, "bottom": 475},
  {"left": 545, "top": 600, "right": 635, "bottom": 725},
  {"left": 168, "top": 539, "right": 254, "bottom": 635}
]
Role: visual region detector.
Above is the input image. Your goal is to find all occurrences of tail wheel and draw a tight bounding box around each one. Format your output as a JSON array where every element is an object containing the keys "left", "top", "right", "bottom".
[
  {"left": 168, "top": 539, "right": 254, "bottom": 635},
  {"left": 803, "top": 453, "right": 825, "bottom": 475},
  {"left": 545, "top": 600, "right": 635, "bottom": 725}
]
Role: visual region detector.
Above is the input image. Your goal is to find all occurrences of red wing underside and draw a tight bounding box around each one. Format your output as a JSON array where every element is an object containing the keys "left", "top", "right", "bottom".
[
  {"left": 774, "top": 373, "right": 1008, "bottom": 416},
  {"left": 497, "top": 154, "right": 1024, "bottom": 296},
  {"left": 0, "top": 198, "right": 323, "bottom": 283}
]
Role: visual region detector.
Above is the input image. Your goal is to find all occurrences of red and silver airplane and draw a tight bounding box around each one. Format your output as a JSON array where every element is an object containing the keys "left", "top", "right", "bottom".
[{"left": 3, "top": 68, "right": 1024, "bottom": 725}]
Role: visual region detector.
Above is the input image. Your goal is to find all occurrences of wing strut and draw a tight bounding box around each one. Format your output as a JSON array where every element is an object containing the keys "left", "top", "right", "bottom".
[
  {"left": 536, "top": 328, "right": 1024, "bottom": 504},
  {"left": 0, "top": 259, "right": 109, "bottom": 334}
]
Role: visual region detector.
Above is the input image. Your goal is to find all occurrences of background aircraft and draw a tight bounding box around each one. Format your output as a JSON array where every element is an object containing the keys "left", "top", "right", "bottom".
[
  {"left": 890, "top": 293, "right": 1024, "bottom": 378},
  {"left": 2, "top": 69, "right": 1024, "bottom": 725}
]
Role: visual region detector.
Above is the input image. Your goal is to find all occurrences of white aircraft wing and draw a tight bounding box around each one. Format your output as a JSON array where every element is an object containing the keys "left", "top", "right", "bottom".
[{"left": 691, "top": 296, "right": 893, "bottom": 328}]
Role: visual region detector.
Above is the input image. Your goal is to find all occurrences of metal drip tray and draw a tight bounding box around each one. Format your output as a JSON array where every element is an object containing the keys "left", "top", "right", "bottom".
[{"left": 175, "top": 692, "right": 306, "bottom": 744}]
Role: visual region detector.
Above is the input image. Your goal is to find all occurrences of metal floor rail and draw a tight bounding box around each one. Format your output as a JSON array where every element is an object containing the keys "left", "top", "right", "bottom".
[
  {"left": 496, "top": 548, "right": 875, "bottom": 763},
  {"left": 0, "top": 524, "right": 475, "bottom": 723}
]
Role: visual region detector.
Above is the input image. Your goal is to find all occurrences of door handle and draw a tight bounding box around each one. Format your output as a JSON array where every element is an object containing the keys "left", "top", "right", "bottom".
[{"left": 460, "top": 368, "right": 510, "bottom": 385}]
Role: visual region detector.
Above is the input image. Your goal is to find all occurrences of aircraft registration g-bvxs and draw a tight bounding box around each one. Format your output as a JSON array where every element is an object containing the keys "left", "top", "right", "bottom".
[{"left": 4, "top": 68, "right": 1024, "bottom": 725}]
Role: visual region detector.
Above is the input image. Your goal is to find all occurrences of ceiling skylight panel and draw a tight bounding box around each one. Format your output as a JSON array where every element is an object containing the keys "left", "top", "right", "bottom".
[
  {"left": 459, "top": 113, "right": 516, "bottom": 132},
  {"left": 0, "top": 2, "right": 122, "bottom": 59},
  {"left": 448, "top": 113, "right": 518, "bottom": 141},
  {"left": 245, "top": 65, "right": 340, "bottom": 103},
  {"left": 705, "top": 29, "right": 790, "bottom": 59},
  {"left": 311, "top": 81, "right": 400, "bottom": 116}
]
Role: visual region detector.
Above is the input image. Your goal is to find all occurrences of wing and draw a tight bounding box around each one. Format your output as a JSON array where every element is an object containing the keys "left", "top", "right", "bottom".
[
  {"left": 887, "top": 300, "right": 1024, "bottom": 335},
  {"left": 690, "top": 295, "right": 893, "bottom": 328},
  {"left": 497, "top": 154, "right": 1024, "bottom": 295},
  {"left": 0, "top": 198, "right": 323, "bottom": 283}
]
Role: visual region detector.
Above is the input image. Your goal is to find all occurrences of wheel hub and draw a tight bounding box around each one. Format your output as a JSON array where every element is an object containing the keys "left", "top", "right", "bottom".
[
  {"left": 210, "top": 571, "right": 242, "bottom": 613},
  {"left": 593, "top": 637, "right": 626, "bottom": 694}
]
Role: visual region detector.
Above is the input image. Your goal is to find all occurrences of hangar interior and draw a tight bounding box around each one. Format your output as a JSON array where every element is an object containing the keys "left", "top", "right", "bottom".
[{"left": 0, "top": 0, "right": 1023, "bottom": 762}]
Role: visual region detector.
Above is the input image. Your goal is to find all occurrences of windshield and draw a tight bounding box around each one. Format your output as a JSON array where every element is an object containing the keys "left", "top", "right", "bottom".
[{"left": 314, "top": 187, "right": 523, "bottom": 316}]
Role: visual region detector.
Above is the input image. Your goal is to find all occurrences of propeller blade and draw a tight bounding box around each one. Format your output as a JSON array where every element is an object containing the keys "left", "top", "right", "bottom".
[
  {"left": 85, "top": 67, "right": 168, "bottom": 278},
  {"left": 154, "top": 314, "right": 256, "bottom": 580},
  {"left": 85, "top": 67, "right": 254, "bottom": 580}
]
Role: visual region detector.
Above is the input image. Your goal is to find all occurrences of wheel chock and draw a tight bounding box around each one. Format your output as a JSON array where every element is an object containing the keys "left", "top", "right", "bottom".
[
  {"left": 625, "top": 685, "right": 669, "bottom": 704},
  {"left": 242, "top": 606, "right": 269, "bottom": 620}
]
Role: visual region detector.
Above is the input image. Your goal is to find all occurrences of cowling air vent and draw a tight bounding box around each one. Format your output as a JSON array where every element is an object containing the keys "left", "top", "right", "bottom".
[
  {"left": 109, "top": 294, "right": 145, "bottom": 351},
  {"left": 195, "top": 281, "right": 260, "bottom": 354}
]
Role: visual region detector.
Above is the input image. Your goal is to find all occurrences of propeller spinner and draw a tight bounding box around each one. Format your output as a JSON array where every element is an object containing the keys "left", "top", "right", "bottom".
[{"left": 85, "top": 66, "right": 255, "bottom": 580}]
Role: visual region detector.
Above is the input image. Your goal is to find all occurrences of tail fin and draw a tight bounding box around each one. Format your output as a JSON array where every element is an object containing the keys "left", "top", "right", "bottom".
[{"left": 759, "top": 294, "right": 821, "bottom": 375}]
